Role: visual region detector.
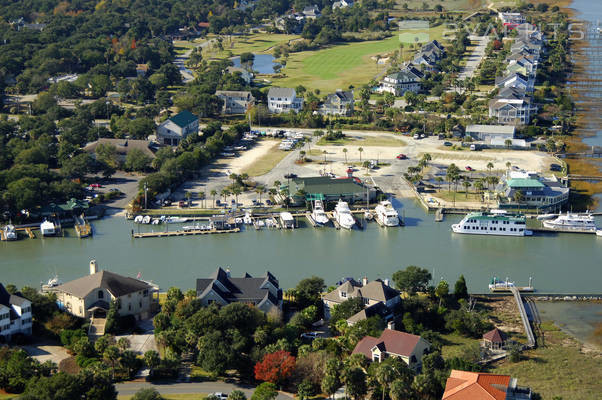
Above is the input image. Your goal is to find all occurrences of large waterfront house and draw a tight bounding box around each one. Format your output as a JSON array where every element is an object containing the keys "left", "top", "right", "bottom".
[
  {"left": 465, "top": 125, "right": 516, "bottom": 142},
  {"left": 498, "top": 12, "right": 526, "bottom": 28},
  {"left": 286, "top": 176, "right": 377, "bottom": 206},
  {"left": 412, "top": 40, "right": 446, "bottom": 71},
  {"left": 267, "top": 87, "right": 304, "bottom": 113},
  {"left": 322, "top": 277, "right": 400, "bottom": 320},
  {"left": 352, "top": 329, "right": 431, "bottom": 369},
  {"left": 215, "top": 91, "right": 255, "bottom": 114},
  {"left": 495, "top": 72, "right": 534, "bottom": 93},
  {"left": 0, "top": 283, "right": 32, "bottom": 340},
  {"left": 156, "top": 110, "right": 199, "bottom": 146},
  {"left": 443, "top": 370, "right": 532, "bottom": 399},
  {"left": 377, "top": 66, "right": 424, "bottom": 96},
  {"left": 84, "top": 138, "right": 157, "bottom": 162},
  {"left": 489, "top": 87, "right": 537, "bottom": 125},
  {"left": 498, "top": 171, "right": 569, "bottom": 211},
  {"left": 320, "top": 89, "right": 354, "bottom": 116},
  {"left": 196, "top": 267, "right": 282, "bottom": 313},
  {"left": 52, "top": 260, "right": 158, "bottom": 320}
]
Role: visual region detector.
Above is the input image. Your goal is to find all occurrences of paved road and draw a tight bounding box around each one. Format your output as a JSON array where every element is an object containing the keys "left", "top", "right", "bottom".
[{"left": 116, "top": 381, "right": 294, "bottom": 399}]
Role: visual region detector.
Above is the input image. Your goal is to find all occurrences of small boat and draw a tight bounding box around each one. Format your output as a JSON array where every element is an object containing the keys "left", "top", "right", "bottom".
[
  {"left": 333, "top": 199, "right": 355, "bottom": 230},
  {"left": 364, "top": 211, "right": 374, "bottom": 220},
  {"left": 311, "top": 200, "right": 330, "bottom": 226},
  {"left": 243, "top": 212, "right": 253, "bottom": 225},
  {"left": 42, "top": 274, "right": 63, "bottom": 291},
  {"left": 165, "top": 216, "right": 188, "bottom": 224},
  {"left": 151, "top": 218, "right": 161, "bottom": 225},
  {"left": 235, "top": 217, "right": 243, "bottom": 224},
  {"left": 596, "top": 230, "right": 602, "bottom": 237},
  {"left": 280, "top": 212, "right": 295, "bottom": 229},
  {"left": 488, "top": 277, "right": 515, "bottom": 291},
  {"left": 536, "top": 213, "right": 558, "bottom": 220},
  {"left": 40, "top": 220, "right": 56, "bottom": 236},
  {"left": 134, "top": 215, "right": 144, "bottom": 224},
  {"left": 3, "top": 224, "right": 17, "bottom": 240},
  {"left": 142, "top": 215, "right": 151, "bottom": 224},
  {"left": 374, "top": 200, "right": 400, "bottom": 227}
]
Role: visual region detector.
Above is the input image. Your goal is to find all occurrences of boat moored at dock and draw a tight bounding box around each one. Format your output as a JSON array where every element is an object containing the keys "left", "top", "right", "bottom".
[
  {"left": 3, "top": 224, "right": 17, "bottom": 241},
  {"left": 374, "top": 200, "right": 400, "bottom": 227},
  {"left": 333, "top": 199, "right": 355, "bottom": 230},
  {"left": 40, "top": 220, "right": 56, "bottom": 236},
  {"left": 452, "top": 210, "right": 532, "bottom": 236},
  {"left": 279, "top": 212, "right": 295, "bottom": 229},
  {"left": 542, "top": 212, "right": 597, "bottom": 233},
  {"left": 311, "top": 200, "right": 329, "bottom": 226}
]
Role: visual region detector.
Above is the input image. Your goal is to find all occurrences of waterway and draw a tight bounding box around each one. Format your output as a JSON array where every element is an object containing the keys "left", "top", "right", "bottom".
[{"left": 1, "top": 199, "right": 601, "bottom": 293}]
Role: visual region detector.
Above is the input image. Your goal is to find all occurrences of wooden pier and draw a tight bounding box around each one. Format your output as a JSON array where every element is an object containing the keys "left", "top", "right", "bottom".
[
  {"left": 435, "top": 208, "right": 444, "bottom": 222},
  {"left": 0, "top": 231, "right": 5, "bottom": 241},
  {"left": 132, "top": 227, "right": 240, "bottom": 238},
  {"left": 305, "top": 212, "right": 317, "bottom": 227},
  {"left": 510, "top": 286, "right": 537, "bottom": 348},
  {"left": 25, "top": 228, "right": 35, "bottom": 239},
  {"left": 74, "top": 214, "right": 92, "bottom": 238}
]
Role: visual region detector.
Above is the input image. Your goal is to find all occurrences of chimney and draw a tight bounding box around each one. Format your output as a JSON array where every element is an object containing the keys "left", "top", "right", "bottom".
[
  {"left": 384, "top": 279, "right": 390, "bottom": 287},
  {"left": 387, "top": 320, "right": 395, "bottom": 331},
  {"left": 362, "top": 276, "right": 368, "bottom": 286},
  {"left": 89, "top": 259, "right": 98, "bottom": 275},
  {"left": 226, "top": 267, "right": 231, "bottom": 278}
]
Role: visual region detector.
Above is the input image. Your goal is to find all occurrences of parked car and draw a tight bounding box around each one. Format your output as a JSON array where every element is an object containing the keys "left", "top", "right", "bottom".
[
  {"left": 413, "top": 134, "right": 420, "bottom": 139},
  {"left": 211, "top": 393, "right": 228, "bottom": 400},
  {"left": 396, "top": 154, "right": 407, "bottom": 160},
  {"left": 465, "top": 166, "right": 474, "bottom": 171},
  {"left": 301, "top": 331, "right": 320, "bottom": 340},
  {"left": 284, "top": 173, "right": 297, "bottom": 179},
  {"left": 178, "top": 201, "right": 188, "bottom": 208},
  {"left": 444, "top": 141, "right": 453, "bottom": 147},
  {"left": 550, "top": 163, "right": 562, "bottom": 172},
  {"left": 469, "top": 144, "right": 477, "bottom": 151},
  {"left": 215, "top": 200, "right": 222, "bottom": 206},
  {"left": 109, "top": 188, "right": 120, "bottom": 193},
  {"left": 89, "top": 183, "right": 102, "bottom": 188},
  {"left": 162, "top": 200, "right": 172, "bottom": 206}
]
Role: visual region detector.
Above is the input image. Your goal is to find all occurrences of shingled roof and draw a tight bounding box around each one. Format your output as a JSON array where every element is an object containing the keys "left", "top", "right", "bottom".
[
  {"left": 352, "top": 329, "right": 422, "bottom": 358},
  {"left": 322, "top": 279, "right": 400, "bottom": 304},
  {"left": 483, "top": 328, "right": 507, "bottom": 343},
  {"left": 55, "top": 270, "right": 152, "bottom": 299},
  {"left": 196, "top": 268, "right": 281, "bottom": 307}
]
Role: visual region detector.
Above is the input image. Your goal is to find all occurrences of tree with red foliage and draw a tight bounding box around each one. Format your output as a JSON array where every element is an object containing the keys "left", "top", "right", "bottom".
[
  {"left": 492, "top": 40, "right": 503, "bottom": 51},
  {"left": 254, "top": 350, "right": 296, "bottom": 387}
]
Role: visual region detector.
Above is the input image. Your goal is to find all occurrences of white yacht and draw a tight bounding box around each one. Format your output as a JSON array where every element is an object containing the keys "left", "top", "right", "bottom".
[
  {"left": 40, "top": 220, "right": 56, "bottom": 236},
  {"left": 142, "top": 215, "right": 151, "bottom": 224},
  {"left": 311, "top": 200, "right": 329, "bottom": 226},
  {"left": 3, "top": 224, "right": 17, "bottom": 240},
  {"left": 134, "top": 215, "right": 144, "bottom": 224},
  {"left": 542, "top": 212, "right": 597, "bottom": 233},
  {"left": 165, "top": 216, "right": 188, "bottom": 224},
  {"left": 334, "top": 200, "right": 355, "bottom": 230},
  {"left": 452, "top": 210, "right": 532, "bottom": 236},
  {"left": 597, "top": 230, "right": 602, "bottom": 237},
  {"left": 279, "top": 212, "right": 295, "bottom": 229},
  {"left": 374, "top": 200, "right": 400, "bottom": 227}
]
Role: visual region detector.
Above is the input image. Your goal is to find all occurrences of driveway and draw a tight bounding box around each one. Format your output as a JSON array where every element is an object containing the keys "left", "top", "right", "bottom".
[
  {"left": 22, "top": 340, "right": 71, "bottom": 365},
  {"left": 116, "top": 381, "right": 294, "bottom": 399}
]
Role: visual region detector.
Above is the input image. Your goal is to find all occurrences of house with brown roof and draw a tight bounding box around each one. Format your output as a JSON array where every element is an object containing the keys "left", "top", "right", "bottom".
[
  {"left": 322, "top": 277, "right": 400, "bottom": 320},
  {"left": 196, "top": 267, "right": 282, "bottom": 313},
  {"left": 482, "top": 328, "right": 508, "bottom": 350},
  {"left": 443, "top": 370, "right": 532, "bottom": 400},
  {"left": 352, "top": 329, "right": 430, "bottom": 369},
  {"left": 52, "top": 260, "right": 158, "bottom": 320},
  {"left": 84, "top": 138, "right": 157, "bottom": 163}
]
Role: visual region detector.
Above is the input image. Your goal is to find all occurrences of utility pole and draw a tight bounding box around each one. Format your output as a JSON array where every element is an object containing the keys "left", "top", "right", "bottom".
[{"left": 144, "top": 182, "right": 148, "bottom": 210}]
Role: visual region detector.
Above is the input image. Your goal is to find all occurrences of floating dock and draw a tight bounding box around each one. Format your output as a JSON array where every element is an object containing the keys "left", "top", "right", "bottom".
[
  {"left": 435, "top": 208, "right": 444, "bottom": 222},
  {"left": 74, "top": 215, "right": 92, "bottom": 238},
  {"left": 132, "top": 227, "right": 240, "bottom": 238}
]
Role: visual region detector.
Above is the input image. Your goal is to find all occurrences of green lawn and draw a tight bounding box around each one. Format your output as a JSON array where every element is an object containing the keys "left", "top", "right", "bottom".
[
  {"left": 271, "top": 25, "right": 448, "bottom": 93},
  {"left": 245, "top": 143, "right": 290, "bottom": 177},
  {"left": 205, "top": 33, "right": 299, "bottom": 58},
  {"left": 316, "top": 135, "right": 406, "bottom": 147}
]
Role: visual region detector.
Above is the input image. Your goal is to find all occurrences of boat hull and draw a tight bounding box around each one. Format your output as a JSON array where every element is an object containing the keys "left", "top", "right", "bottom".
[{"left": 452, "top": 224, "right": 529, "bottom": 237}]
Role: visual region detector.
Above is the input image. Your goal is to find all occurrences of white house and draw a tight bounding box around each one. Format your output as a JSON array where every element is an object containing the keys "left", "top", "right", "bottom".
[
  {"left": 377, "top": 66, "right": 424, "bottom": 96},
  {"left": 215, "top": 91, "right": 255, "bottom": 114},
  {"left": 267, "top": 87, "right": 304, "bottom": 113},
  {"left": 156, "top": 110, "right": 199, "bottom": 146},
  {"left": 489, "top": 87, "right": 537, "bottom": 125},
  {"left": 495, "top": 72, "right": 534, "bottom": 92},
  {"left": 0, "top": 283, "right": 33, "bottom": 340}
]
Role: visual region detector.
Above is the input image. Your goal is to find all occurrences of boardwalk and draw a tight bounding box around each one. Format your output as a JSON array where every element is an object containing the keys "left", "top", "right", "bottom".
[
  {"left": 510, "top": 286, "right": 536, "bottom": 348},
  {"left": 132, "top": 227, "right": 240, "bottom": 238}
]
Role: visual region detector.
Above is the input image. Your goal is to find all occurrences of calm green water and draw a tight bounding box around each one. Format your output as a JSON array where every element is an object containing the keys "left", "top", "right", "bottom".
[
  {"left": 1, "top": 199, "right": 601, "bottom": 292},
  {"left": 536, "top": 301, "right": 602, "bottom": 348}
]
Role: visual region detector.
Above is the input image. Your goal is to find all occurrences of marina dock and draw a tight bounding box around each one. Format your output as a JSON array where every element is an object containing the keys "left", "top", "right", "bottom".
[
  {"left": 132, "top": 227, "right": 240, "bottom": 238},
  {"left": 74, "top": 215, "right": 92, "bottom": 238},
  {"left": 0, "top": 231, "right": 5, "bottom": 241},
  {"left": 25, "top": 228, "right": 35, "bottom": 239},
  {"left": 435, "top": 208, "right": 444, "bottom": 222}
]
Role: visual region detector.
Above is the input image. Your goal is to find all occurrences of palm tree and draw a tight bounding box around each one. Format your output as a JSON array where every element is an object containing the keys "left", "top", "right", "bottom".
[
  {"left": 232, "top": 187, "right": 242, "bottom": 205},
  {"left": 358, "top": 147, "right": 364, "bottom": 163},
  {"left": 474, "top": 180, "right": 484, "bottom": 202},
  {"left": 323, "top": 150, "right": 328, "bottom": 163},
  {"left": 343, "top": 148, "right": 348, "bottom": 163},
  {"left": 435, "top": 176, "right": 444, "bottom": 191},
  {"left": 375, "top": 363, "right": 395, "bottom": 400},
  {"left": 220, "top": 189, "right": 230, "bottom": 205},
  {"left": 299, "top": 150, "right": 306, "bottom": 161},
  {"left": 210, "top": 189, "right": 217, "bottom": 208},
  {"left": 504, "top": 139, "right": 512, "bottom": 149},
  {"left": 506, "top": 161, "right": 512, "bottom": 171},
  {"left": 199, "top": 191, "right": 206, "bottom": 208},
  {"left": 462, "top": 179, "right": 471, "bottom": 198},
  {"left": 256, "top": 186, "right": 265, "bottom": 204},
  {"left": 486, "top": 162, "right": 494, "bottom": 174}
]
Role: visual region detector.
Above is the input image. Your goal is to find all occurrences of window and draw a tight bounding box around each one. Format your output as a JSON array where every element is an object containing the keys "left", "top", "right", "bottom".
[
  {"left": 340, "top": 291, "right": 347, "bottom": 298},
  {"left": 98, "top": 290, "right": 104, "bottom": 299},
  {"left": 143, "top": 289, "right": 149, "bottom": 297},
  {"left": 139, "top": 302, "right": 142, "bottom": 308},
  {"left": 128, "top": 304, "right": 131, "bottom": 311}
]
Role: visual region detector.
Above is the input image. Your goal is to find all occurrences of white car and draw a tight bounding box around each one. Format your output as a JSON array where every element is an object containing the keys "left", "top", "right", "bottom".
[
  {"left": 301, "top": 331, "right": 320, "bottom": 339},
  {"left": 211, "top": 393, "right": 228, "bottom": 400}
]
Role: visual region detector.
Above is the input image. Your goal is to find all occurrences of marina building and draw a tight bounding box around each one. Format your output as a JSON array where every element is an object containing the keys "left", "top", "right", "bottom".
[
  {"left": 287, "top": 176, "right": 376, "bottom": 205},
  {"left": 322, "top": 277, "right": 400, "bottom": 320},
  {"left": 156, "top": 110, "right": 199, "bottom": 146},
  {"left": 196, "top": 267, "right": 282, "bottom": 313},
  {"left": 465, "top": 125, "right": 516, "bottom": 142},
  {"left": 498, "top": 171, "right": 569, "bottom": 211},
  {"left": 52, "top": 260, "right": 158, "bottom": 320},
  {"left": 443, "top": 370, "right": 532, "bottom": 399},
  {"left": 0, "top": 283, "right": 33, "bottom": 340},
  {"left": 352, "top": 329, "right": 431, "bottom": 369}
]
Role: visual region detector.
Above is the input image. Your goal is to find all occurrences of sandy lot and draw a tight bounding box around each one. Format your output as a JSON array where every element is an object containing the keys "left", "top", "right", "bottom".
[{"left": 219, "top": 139, "right": 280, "bottom": 174}]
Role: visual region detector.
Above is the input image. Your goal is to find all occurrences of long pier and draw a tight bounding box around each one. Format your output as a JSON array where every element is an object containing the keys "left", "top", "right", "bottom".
[
  {"left": 510, "top": 286, "right": 537, "bottom": 348},
  {"left": 132, "top": 227, "right": 240, "bottom": 238}
]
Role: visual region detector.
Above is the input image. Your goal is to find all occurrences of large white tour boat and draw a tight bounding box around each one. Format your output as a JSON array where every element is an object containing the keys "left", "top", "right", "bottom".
[
  {"left": 452, "top": 210, "right": 532, "bottom": 236},
  {"left": 334, "top": 200, "right": 355, "bottom": 230},
  {"left": 542, "top": 212, "right": 597, "bottom": 233},
  {"left": 374, "top": 200, "right": 400, "bottom": 227},
  {"left": 311, "top": 200, "right": 329, "bottom": 226}
]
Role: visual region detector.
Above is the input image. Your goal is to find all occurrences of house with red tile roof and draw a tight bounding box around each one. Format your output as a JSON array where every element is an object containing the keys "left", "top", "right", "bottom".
[
  {"left": 351, "top": 329, "right": 430, "bottom": 369},
  {"left": 443, "top": 370, "right": 532, "bottom": 400}
]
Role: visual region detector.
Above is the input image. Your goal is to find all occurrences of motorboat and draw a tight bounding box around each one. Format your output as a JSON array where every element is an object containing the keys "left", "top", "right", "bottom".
[
  {"left": 536, "top": 213, "right": 558, "bottom": 220},
  {"left": 333, "top": 200, "right": 355, "bottom": 230},
  {"left": 364, "top": 211, "right": 374, "bottom": 220},
  {"left": 165, "top": 216, "right": 188, "bottom": 224},
  {"left": 488, "top": 277, "right": 515, "bottom": 291},
  {"left": 596, "top": 230, "right": 602, "bottom": 237},
  {"left": 311, "top": 200, "right": 329, "bottom": 226},
  {"left": 542, "top": 211, "right": 597, "bottom": 233},
  {"left": 243, "top": 212, "right": 253, "bottom": 225},
  {"left": 151, "top": 218, "right": 161, "bottom": 225},
  {"left": 40, "top": 220, "right": 56, "bottom": 236},
  {"left": 452, "top": 210, "right": 532, "bottom": 236},
  {"left": 142, "top": 215, "right": 151, "bottom": 224},
  {"left": 42, "top": 275, "right": 63, "bottom": 291},
  {"left": 374, "top": 200, "right": 400, "bottom": 227},
  {"left": 3, "top": 224, "right": 17, "bottom": 240},
  {"left": 134, "top": 215, "right": 144, "bottom": 224}
]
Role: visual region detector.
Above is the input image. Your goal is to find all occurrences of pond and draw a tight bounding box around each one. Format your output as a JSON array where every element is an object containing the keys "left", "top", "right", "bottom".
[{"left": 231, "top": 54, "right": 280, "bottom": 74}]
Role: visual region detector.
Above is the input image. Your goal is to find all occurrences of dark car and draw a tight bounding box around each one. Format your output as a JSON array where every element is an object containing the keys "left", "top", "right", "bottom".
[
  {"left": 266, "top": 199, "right": 273, "bottom": 205},
  {"left": 444, "top": 141, "right": 453, "bottom": 147},
  {"left": 550, "top": 163, "right": 562, "bottom": 172},
  {"left": 284, "top": 173, "right": 297, "bottom": 179}
]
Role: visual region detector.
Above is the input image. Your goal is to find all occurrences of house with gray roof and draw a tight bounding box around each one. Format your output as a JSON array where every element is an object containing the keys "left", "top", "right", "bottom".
[
  {"left": 267, "top": 87, "right": 303, "bottom": 113},
  {"left": 322, "top": 277, "right": 400, "bottom": 320},
  {"left": 320, "top": 89, "right": 354, "bottom": 116},
  {"left": 52, "top": 260, "right": 158, "bottom": 320},
  {"left": 216, "top": 91, "right": 255, "bottom": 114},
  {"left": 0, "top": 283, "right": 32, "bottom": 340},
  {"left": 377, "top": 66, "right": 424, "bottom": 96},
  {"left": 156, "top": 110, "right": 199, "bottom": 146},
  {"left": 495, "top": 72, "right": 533, "bottom": 92},
  {"left": 489, "top": 87, "right": 537, "bottom": 125},
  {"left": 196, "top": 267, "right": 282, "bottom": 313}
]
